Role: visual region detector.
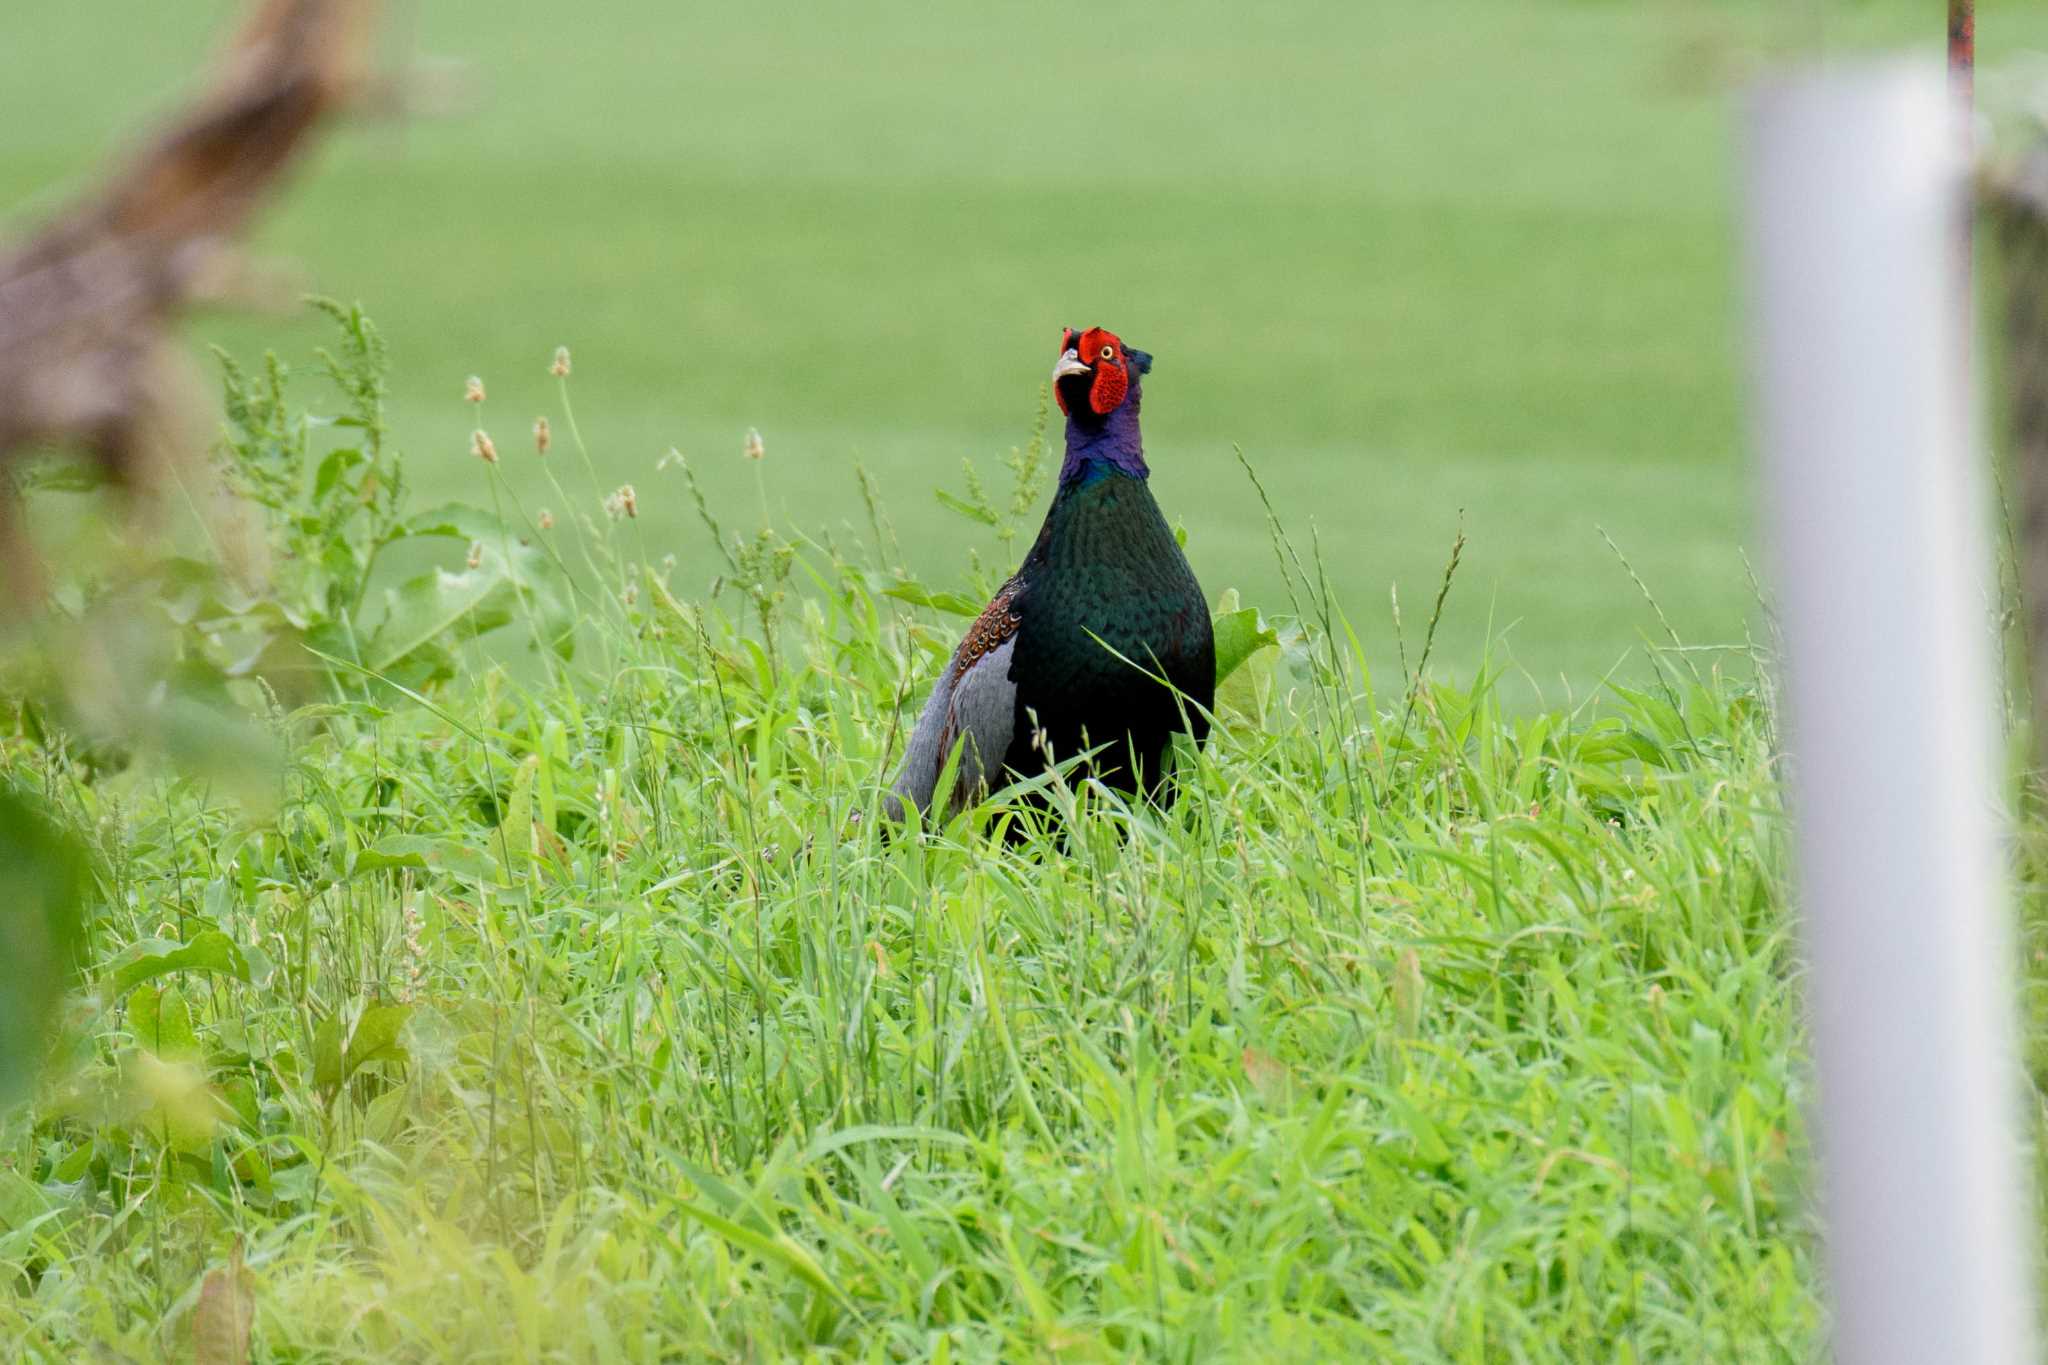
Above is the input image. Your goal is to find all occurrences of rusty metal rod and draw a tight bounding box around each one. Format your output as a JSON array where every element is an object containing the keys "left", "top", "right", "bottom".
[
  {"left": 1953, "top": 0, "right": 1976, "bottom": 348},
  {"left": 1951, "top": 0, "right": 1975, "bottom": 102}
]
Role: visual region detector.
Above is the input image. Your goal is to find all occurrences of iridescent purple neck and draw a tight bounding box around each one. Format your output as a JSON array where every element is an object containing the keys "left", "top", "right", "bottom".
[{"left": 1058, "top": 381, "right": 1148, "bottom": 485}]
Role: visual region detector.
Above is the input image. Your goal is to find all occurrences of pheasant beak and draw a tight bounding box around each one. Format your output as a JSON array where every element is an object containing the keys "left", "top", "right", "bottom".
[{"left": 1050, "top": 347, "right": 1090, "bottom": 381}]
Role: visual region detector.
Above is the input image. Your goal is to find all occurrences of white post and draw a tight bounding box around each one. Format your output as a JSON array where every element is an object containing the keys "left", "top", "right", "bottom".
[{"left": 1748, "top": 63, "right": 2038, "bottom": 1362}]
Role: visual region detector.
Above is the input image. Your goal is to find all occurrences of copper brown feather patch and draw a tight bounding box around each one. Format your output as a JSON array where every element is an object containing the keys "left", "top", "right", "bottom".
[{"left": 953, "top": 579, "right": 1023, "bottom": 681}]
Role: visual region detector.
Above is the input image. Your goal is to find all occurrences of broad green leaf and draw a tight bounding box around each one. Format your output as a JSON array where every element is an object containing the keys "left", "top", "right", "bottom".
[
  {"left": 219, "top": 1076, "right": 261, "bottom": 1133},
  {"left": 128, "top": 984, "right": 201, "bottom": 1061},
  {"left": 401, "top": 502, "right": 513, "bottom": 542},
  {"left": 0, "top": 791, "right": 87, "bottom": 1104},
  {"left": 312, "top": 446, "right": 367, "bottom": 502},
  {"left": 0, "top": 1169, "right": 54, "bottom": 1232},
  {"left": 1212, "top": 593, "right": 1279, "bottom": 686},
  {"left": 51, "top": 1141, "right": 94, "bottom": 1184},
  {"left": 394, "top": 504, "right": 575, "bottom": 662},
  {"left": 363, "top": 1085, "right": 410, "bottom": 1146},
  {"left": 1211, "top": 590, "right": 1283, "bottom": 727},
  {"left": 352, "top": 834, "right": 499, "bottom": 886},
  {"left": 368, "top": 564, "right": 520, "bottom": 673},
  {"left": 313, "top": 1003, "right": 413, "bottom": 1102},
  {"left": 105, "top": 931, "right": 250, "bottom": 999},
  {"left": 1216, "top": 642, "right": 1278, "bottom": 727},
  {"left": 342, "top": 1003, "right": 412, "bottom": 1080}
]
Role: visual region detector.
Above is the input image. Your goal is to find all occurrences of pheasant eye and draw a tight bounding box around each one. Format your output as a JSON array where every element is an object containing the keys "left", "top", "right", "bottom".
[{"left": 1100, "top": 345, "right": 1116, "bottom": 361}]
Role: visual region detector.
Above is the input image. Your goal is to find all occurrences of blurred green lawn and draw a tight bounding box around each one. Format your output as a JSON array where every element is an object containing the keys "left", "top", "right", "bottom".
[{"left": 8, "top": 1, "right": 2040, "bottom": 699}]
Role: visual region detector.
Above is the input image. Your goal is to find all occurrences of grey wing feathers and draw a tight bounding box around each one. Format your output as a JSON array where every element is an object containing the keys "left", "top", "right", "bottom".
[{"left": 885, "top": 637, "right": 1017, "bottom": 821}]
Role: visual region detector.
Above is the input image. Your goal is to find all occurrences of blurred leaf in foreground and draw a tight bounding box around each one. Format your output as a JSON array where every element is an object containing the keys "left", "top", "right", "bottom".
[
  {"left": 191, "top": 1238, "right": 254, "bottom": 1365},
  {"left": 0, "top": 788, "right": 87, "bottom": 1105}
]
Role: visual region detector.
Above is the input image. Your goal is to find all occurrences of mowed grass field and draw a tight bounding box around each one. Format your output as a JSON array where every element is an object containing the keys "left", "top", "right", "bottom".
[{"left": 13, "top": 1, "right": 2039, "bottom": 698}]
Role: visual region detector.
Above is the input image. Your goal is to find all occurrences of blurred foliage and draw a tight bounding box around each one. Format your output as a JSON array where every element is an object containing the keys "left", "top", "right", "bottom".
[
  {"left": 0, "top": 787, "right": 86, "bottom": 1107},
  {"left": 0, "top": 300, "right": 576, "bottom": 1115}
]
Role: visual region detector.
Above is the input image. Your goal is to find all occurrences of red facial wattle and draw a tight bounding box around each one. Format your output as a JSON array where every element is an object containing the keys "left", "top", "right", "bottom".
[{"left": 1055, "top": 326, "right": 1131, "bottom": 416}]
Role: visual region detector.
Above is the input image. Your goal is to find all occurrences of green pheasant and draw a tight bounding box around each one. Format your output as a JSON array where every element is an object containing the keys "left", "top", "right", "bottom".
[{"left": 888, "top": 326, "right": 1214, "bottom": 822}]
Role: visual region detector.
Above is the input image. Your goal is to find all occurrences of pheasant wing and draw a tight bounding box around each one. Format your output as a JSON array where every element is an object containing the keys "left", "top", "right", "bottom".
[{"left": 886, "top": 578, "right": 1023, "bottom": 820}]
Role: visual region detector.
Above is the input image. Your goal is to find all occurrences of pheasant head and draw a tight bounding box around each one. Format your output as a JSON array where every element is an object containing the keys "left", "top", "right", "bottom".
[
  {"left": 1052, "top": 326, "right": 1152, "bottom": 419},
  {"left": 1052, "top": 325, "right": 1153, "bottom": 482}
]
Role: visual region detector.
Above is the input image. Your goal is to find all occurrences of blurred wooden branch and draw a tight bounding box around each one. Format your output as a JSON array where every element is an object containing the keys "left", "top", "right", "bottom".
[{"left": 0, "top": 0, "right": 382, "bottom": 595}]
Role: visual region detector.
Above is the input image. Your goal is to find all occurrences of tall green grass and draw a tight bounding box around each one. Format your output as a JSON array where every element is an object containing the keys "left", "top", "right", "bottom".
[{"left": 0, "top": 322, "right": 1831, "bottom": 1360}]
